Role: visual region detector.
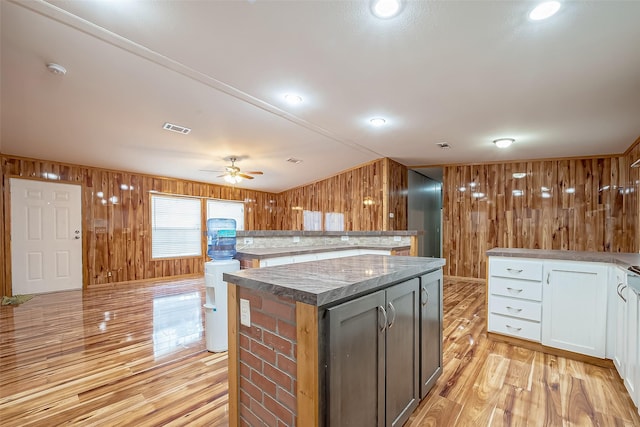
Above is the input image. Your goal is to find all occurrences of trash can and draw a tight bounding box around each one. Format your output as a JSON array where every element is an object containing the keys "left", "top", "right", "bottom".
[{"left": 204, "top": 259, "right": 239, "bottom": 352}]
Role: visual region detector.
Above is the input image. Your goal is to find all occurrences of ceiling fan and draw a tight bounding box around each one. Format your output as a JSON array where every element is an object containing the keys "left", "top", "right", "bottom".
[{"left": 202, "top": 157, "right": 263, "bottom": 184}]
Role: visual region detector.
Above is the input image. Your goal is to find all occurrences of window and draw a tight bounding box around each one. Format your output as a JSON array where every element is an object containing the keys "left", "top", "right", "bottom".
[
  {"left": 206, "top": 199, "right": 245, "bottom": 230},
  {"left": 151, "top": 195, "right": 202, "bottom": 258}
]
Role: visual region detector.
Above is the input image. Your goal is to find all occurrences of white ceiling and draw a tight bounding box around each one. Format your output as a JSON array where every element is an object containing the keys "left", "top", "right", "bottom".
[{"left": 2, "top": 0, "right": 639, "bottom": 192}]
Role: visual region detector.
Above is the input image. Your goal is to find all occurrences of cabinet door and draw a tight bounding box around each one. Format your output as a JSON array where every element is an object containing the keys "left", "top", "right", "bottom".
[
  {"left": 328, "top": 290, "right": 386, "bottom": 427},
  {"left": 613, "top": 269, "right": 628, "bottom": 377},
  {"left": 419, "top": 270, "right": 443, "bottom": 398},
  {"left": 385, "top": 278, "right": 420, "bottom": 427},
  {"left": 542, "top": 261, "right": 608, "bottom": 358},
  {"left": 625, "top": 287, "right": 639, "bottom": 407}
]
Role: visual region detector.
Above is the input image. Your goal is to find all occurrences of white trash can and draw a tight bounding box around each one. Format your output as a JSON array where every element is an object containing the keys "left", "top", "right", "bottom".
[{"left": 204, "top": 259, "right": 240, "bottom": 352}]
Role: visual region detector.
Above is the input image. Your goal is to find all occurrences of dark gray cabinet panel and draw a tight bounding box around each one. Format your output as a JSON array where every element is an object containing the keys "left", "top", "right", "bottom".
[
  {"left": 420, "top": 270, "right": 443, "bottom": 398},
  {"left": 328, "top": 290, "right": 386, "bottom": 427},
  {"left": 385, "top": 278, "right": 420, "bottom": 427},
  {"left": 327, "top": 278, "right": 420, "bottom": 427}
]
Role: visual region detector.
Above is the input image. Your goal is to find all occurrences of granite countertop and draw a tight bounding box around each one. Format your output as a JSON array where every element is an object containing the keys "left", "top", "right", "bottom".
[
  {"left": 486, "top": 248, "right": 640, "bottom": 271},
  {"left": 235, "top": 244, "right": 410, "bottom": 260},
  {"left": 223, "top": 254, "right": 445, "bottom": 307}
]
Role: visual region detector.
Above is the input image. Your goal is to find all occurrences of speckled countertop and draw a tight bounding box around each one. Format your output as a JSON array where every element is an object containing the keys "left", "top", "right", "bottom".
[
  {"left": 236, "top": 230, "right": 418, "bottom": 237},
  {"left": 223, "top": 254, "right": 445, "bottom": 307},
  {"left": 235, "top": 244, "right": 410, "bottom": 260},
  {"left": 487, "top": 248, "right": 640, "bottom": 293}
]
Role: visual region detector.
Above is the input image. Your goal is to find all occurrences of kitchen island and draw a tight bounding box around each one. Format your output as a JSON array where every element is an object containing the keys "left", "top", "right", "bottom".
[{"left": 223, "top": 254, "right": 445, "bottom": 427}]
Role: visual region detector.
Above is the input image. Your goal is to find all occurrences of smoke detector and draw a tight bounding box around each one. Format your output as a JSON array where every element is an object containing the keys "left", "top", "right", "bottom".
[{"left": 46, "top": 63, "right": 67, "bottom": 76}]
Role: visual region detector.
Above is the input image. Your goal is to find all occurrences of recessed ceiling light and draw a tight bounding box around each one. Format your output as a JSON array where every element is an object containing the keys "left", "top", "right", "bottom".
[
  {"left": 284, "top": 94, "right": 303, "bottom": 105},
  {"left": 46, "top": 63, "right": 67, "bottom": 76},
  {"left": 493, "top": 138, "right": 515, "bottom": 148},
  {"left": 370, "top": 117, "right": 387, "bottom": 127},
  {"left": 371, "top": 0, "right": 401, "bottom": 19},
  {"left": 529, "top": 1, "right": 561, "bottom": 21}
]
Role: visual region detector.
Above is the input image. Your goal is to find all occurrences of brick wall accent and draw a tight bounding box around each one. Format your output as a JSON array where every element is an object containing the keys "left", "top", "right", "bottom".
[{"left": 238, "top": 287, "right": 298, "bottom": 426}]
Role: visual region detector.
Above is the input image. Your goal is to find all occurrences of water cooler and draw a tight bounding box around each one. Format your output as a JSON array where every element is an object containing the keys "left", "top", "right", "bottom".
[{"left": 204, "top": 259, "right": 239, "bottom": 352}]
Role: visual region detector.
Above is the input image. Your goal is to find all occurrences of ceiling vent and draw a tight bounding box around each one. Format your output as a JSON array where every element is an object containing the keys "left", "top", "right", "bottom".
[
  {"left": 163, "top": 122, "right": 191, "bottom": 135},
  {"left": 436, "top": 142, "right": 451, "bottom": 149},
  {"left": 286, "top": 157, "right": 303, "bottom": 164}
]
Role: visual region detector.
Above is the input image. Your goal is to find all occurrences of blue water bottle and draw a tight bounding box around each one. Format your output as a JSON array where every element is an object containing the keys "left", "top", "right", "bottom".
[{"left": 207, "top": 218, "right": 237, "bottom": 260}]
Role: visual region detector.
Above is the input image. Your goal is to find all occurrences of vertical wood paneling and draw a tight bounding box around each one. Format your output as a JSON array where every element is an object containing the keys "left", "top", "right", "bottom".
[
  {"left": 443, "top": 154, "right": 637, "bottom": 279},
  {"left": 1, "top": 155, "right": 277, "bottom": 294},
  {"left": 275, "top": 159, "right": 404, "bottom": 231}
]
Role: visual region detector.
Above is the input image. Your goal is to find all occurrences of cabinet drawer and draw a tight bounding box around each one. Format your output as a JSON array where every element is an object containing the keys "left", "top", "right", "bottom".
[
  {"left": 488, "top": 314, "right": 541, "bottom": 342},
  {"left": 490, "top": 258, "right": 543, "bottom": 282},
  {"left": 489, "top": 295, "right": 541, "bottom": 322},
  {"left": 490, "top": 276, "right": 542, "bottom": 301}
]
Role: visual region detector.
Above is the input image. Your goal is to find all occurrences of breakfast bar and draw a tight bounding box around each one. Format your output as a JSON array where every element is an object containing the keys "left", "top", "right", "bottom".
[{"left": 223, "top": 254, "right": 445, "bottom": 427}]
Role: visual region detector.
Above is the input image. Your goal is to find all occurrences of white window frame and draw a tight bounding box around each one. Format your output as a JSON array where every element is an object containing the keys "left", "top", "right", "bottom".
[{"left": 151, "top": 194, "right": 202, "bottom": 259}]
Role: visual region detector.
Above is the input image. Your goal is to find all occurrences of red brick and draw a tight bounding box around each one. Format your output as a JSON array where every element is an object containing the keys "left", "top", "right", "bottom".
[
  {"left": 239, "top": 333, "right": 250, "bottom": 350},
  {"left": 277, "top": 319, "right": 296, "bottom": 341},
  {"left": 263, "top": 330, "right": 293, "bottom": 356},
  {"left": 240, "top": 389, "right": 251, "bottom": 407},
  {"left": 250, "top": 369, "right": 277, "bottom": 397},
  {"left": 276, "top": 354, "right": 297, "bottom": 377},
  {"left": 250, "top": 397, "right": 277, "bottom": 426},
  {"left": 241, "top": 402, "right": 264, "bottom": 427},
  {"left": 251, "top": 340, "right": 277, "bottom": 365},
  {"left": 264, "top": 394, "right": 294, "bottom": 425},
  {"left": 264, "top": 362, "right": 292, "bottom": 391},
  {"left": 239, "top": 347, "right": 262, "bottom": 371},
  {"left": 277, "top": 385, "right": 296, "bottom": 412},
  {"left": 252, "top": 310, "right": 277, "bottom": 332},
  {"left": 238, "top": 289, "right": 262, "bottom": 310},
  {"left": 240, "top": 324, "right": 262, "bottom": 340},
  {"left": 262, "top": 298, "right": 295, "bottom": 321},
  {"left": 240, "top": 361, "right": 251, "bottom": 379},
  {"left": 240, "top": 375, "right": 263, "bottom": 403}
]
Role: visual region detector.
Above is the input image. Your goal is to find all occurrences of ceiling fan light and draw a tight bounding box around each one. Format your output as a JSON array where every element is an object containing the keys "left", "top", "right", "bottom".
[{"left": 493, "top": 138, "right": 515, "bottom": 148}]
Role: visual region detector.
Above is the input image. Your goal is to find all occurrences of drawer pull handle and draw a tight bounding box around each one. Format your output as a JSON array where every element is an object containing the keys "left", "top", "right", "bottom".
[
  {"left": 387, "top": 302, "right": 397, "bottom": 329},
  {"left": 421, "top": 287, "right": 429, "bottom": 306},
  {"left": 506, "top": 325, "right": 522, "bottom": 332},
  {"left": 507, "top": 268, "right": 523, "bottom": 273},
  {"left": 506, "top": 306, "right": 523, "bottom": 313},
  {"left": 617, "top": 283, "right": 627, "bottom": 303},
  {"left": 506, "top": 287, "right": 523, "bottom": 293}
]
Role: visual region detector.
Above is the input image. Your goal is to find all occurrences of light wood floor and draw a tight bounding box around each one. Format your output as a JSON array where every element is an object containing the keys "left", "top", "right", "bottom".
[{"left": 1, "top": 277, "right": 638, "bottom": 426}]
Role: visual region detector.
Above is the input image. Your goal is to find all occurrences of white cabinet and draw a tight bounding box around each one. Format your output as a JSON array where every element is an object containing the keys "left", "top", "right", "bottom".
[
  {"left": 542, "top": 261, "right": 608, "bottom": 358},
  {"left": 488, "top": 258, "right": 543, "bottom": 342},
  {"left": 625, "top": 284, "right": 640, "bottom": 409},
  {"left": 613, "top": 267, "right": 628, "bottom": 376}
]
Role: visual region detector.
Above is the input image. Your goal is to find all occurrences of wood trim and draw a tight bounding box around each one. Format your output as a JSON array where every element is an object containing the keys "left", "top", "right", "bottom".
[
  {"left": 444, "top": 275, "right": 486, "bottom": 284},
  {"left": 228, "top": 283, "right": 240, "bottom": 427},
  {"left": 382, "top": 158, "right": 390, "bottom": 231},
  {"left": 409, "top": 235, "right": 418, "bottom": 257},
  {"left": 410, "top": 152, "right": 628, "bottom": 169},
  {"left": 487, "top": 332, "right": 615, "bottom": 369},
  {"left": 296, "top": 302, "right": 319, "bottom": 427},
  {"left": 623, "top": 135, "right": 640, "bottom": 156}
]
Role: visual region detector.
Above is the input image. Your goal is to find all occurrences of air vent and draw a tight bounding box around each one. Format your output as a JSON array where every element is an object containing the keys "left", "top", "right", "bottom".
[
  {"left": 163, "top": 122, "right": 191, "bottom": 135},
  {"left": 436, "top": 142, "right": 451, "bottom": 149},
  {"left": 287, "top": 157, "right": 303, "bottom": 164}
]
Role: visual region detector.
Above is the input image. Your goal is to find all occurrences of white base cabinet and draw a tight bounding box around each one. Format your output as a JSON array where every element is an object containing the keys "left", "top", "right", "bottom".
[
  {"left": 625, "top": 284, "right": 639, "bottom": 410},
  {"left": 541, "top": 261, "right": 608, "bottom": 358}
]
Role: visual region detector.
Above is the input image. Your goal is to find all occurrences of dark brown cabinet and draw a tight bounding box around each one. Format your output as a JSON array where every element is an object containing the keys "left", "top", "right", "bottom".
[
  {"left": 419, "top": 270, "right": 443, "bottom": 398},
  {"left": 327, "top": 278, "right": 420, "bottom": 427}
]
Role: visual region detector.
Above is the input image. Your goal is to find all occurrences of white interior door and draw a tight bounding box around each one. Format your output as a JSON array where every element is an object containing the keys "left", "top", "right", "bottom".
[{"left": 10, "top": 178, "right": 82, "bottom": 294}]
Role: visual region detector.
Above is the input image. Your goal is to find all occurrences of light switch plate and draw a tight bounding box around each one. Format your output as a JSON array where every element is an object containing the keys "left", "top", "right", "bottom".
[
  {"left": 394, "top": 236, "right": 402, "bottom": 242},
  {"left": 240, "top": 299, "right": 251, "bottom": 327},
  {"left": 293, "top": 236, "right": 300, "bottom": 243},
  {"left": 341, "top": 235, "right": 349, "bottom": 241}
]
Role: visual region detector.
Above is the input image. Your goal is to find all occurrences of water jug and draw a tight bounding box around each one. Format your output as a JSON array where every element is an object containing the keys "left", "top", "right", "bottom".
[{"left": 207, "top": 218, "right": 237, "bottom": 260}]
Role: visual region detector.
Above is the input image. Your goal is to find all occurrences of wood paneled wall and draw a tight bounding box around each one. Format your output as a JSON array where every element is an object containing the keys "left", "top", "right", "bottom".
[
  {"left": 625, "top": 137, "right": 640, "bottom": 253},
  {"left": 274, "top": 158, "right": 408, "bottom": 231},
  {"left": 442, "top": 155, "right": 637, "bottom": 279},
  {"left": 1, "top": 155, "right": 278, "bottom": 295}
]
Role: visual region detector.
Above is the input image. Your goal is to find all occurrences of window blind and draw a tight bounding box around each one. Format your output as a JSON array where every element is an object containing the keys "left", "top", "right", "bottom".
[{"left": 151, "top": 195, "right": 202, "bottom": 258}]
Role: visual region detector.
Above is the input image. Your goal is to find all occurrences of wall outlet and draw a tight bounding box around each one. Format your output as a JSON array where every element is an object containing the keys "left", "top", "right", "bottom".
[
  {"left": 389, "top": 212, "right": 395, "bottom": 218},
  {"left": 293, "top": 236, "right": 300, "bottom": 243},
  {"left": 341, "top": 235, "right": 349, "bottom": 241},
  {"left": 394, "top": 236, "right": 402, "bottom": 242},
  {"left": 240, "top": 299, "right": 251, "bottom": 327},
  {"left": 244, "top": 237, "right": 254, "bottom": 245},
  {"left": 107, "top": 271, "right": 112, "bottom": 277}
]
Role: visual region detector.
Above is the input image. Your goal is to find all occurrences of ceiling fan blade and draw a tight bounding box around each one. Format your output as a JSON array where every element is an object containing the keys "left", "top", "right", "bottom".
[
  {"left": 238, "top": 173, "right": 255, "bottom": 179},
  {"left": 200, "top": 169, "right": 225, "bottom": 173},
  {"left": 245, "top": 171, "right": 264, "bottom": 175},
  {"left": 217, "top": 174, "right": 227, "bottom": 178}
]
